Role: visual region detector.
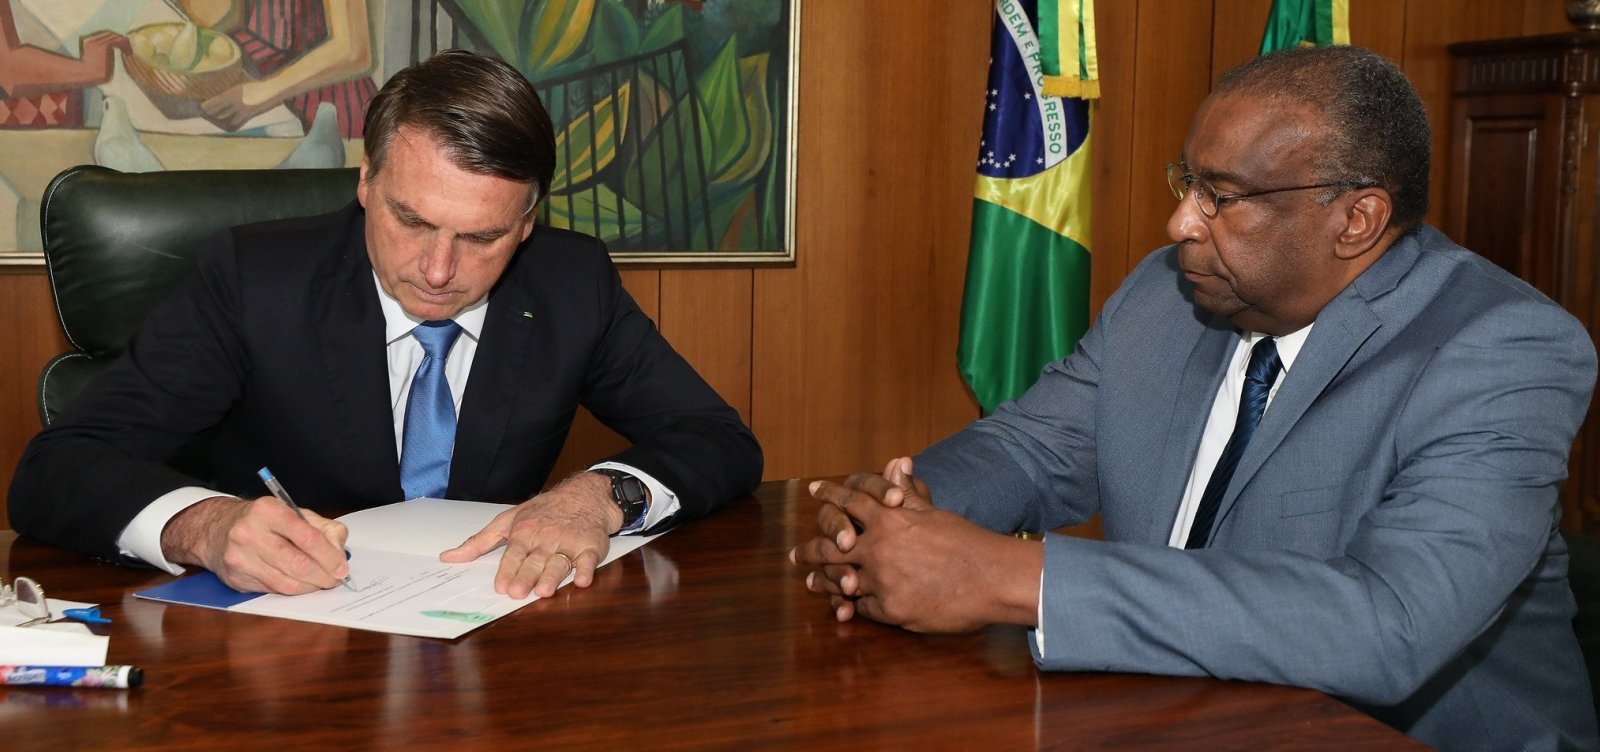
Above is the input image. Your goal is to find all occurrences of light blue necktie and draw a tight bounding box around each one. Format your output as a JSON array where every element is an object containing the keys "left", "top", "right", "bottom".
[
  {"left": 400, "top": 320, "right": 463, "bottom": 500},
  {"left": 1186, "top": 337, "right": 1282, "bottom": 549}
]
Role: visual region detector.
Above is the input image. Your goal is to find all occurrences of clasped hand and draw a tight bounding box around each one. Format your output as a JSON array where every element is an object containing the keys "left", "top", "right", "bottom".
[{"left": 790, "top": 457, "right": 1043, "bottom": 633}]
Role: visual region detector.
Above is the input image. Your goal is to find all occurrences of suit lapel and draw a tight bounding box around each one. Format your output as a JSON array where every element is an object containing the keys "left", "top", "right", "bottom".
[
  {"left": 310, "top": 217, "right": 402, "bottom": 500},
  {"left": 1222, "top": 299, "right": 1380, "bottom": 509},
  {"left": 1208, "top": 236, "right": 1425, "bottom": 531},
  {"left": 1142, "top": 324, "right": 1236, "bottom": 543},
  {"left": 450, "top": 293, "right": 533, "bottom": 501}
]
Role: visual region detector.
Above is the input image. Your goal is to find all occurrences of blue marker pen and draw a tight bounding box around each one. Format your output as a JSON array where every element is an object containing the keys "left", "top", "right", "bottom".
[
  {"left": 258, "top": 467, "right": 358, "bottom": 591},
  {"left": 1, "top": 665, "right": 143, "bottom": 689}
]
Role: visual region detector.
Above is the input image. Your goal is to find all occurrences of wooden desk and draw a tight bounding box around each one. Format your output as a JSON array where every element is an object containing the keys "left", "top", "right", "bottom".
[{"left": 1, "top": 480, "right": 1421, "bottom": 750}]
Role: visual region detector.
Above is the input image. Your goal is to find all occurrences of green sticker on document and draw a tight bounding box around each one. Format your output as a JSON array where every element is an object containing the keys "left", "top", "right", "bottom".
[{"left": 421, "top": 610, "right": 493, "bottom": 623}]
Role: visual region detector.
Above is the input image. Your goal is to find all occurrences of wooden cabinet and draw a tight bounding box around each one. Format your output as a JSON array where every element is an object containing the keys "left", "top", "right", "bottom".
[{"left": 1449, "top": 32, "right": 1600, "bottom": 534}]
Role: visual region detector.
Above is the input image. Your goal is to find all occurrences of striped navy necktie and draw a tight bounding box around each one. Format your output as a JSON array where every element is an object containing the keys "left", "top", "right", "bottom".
[{"left": 1186, "top": 337, "right": 1282, "bottom": 549}]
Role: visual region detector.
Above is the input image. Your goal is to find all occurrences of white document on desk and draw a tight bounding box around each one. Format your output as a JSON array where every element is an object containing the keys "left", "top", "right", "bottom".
[
  {"left": 0, "top": 622, "right": 108, "bottom": 666},
  {"left": 135, "top": 499, "right": 663, "bottom": 639}
]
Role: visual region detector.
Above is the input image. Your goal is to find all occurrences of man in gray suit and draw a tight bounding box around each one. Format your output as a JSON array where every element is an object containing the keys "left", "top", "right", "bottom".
[{"left": 793, "top": 46, "right": 1598, "bottom": 750}]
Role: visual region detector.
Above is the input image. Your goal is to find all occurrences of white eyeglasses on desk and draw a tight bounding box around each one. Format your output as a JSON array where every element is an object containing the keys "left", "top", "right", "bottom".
[{"left": 0, "top": 576, "right": 51, "bottom": 627}]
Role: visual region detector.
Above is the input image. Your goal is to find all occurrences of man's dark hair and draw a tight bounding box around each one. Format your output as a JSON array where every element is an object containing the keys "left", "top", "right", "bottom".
[
  {"left": 362, "top": 49, "right": 556, "bottom": 203},
  {"left": 1214, "top": 45, "right": 1431, "bottom": 232}
]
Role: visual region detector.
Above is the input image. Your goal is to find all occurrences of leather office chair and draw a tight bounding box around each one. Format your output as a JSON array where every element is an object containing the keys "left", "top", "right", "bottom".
[{"left": 37, "top": 165, "right": 359, "bottom": 426}]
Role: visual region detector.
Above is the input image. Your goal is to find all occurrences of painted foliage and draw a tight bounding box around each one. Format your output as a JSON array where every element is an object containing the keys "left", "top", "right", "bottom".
[{"left": 0, "top": 0, "right": 795, "bottom": 261}]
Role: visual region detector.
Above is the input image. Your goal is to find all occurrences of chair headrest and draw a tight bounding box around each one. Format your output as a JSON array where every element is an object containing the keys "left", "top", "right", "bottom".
[{"left": 40, "top": 165, "right": 359, "bottom": 357}]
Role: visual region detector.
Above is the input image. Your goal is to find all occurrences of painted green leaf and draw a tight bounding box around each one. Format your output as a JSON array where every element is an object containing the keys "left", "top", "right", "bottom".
[
  {"left": 712, "top": 53, "right": 772, "bottom": 186},
  {"left": 615, "top": 41, "right": 771, "bottom": 248},
  {"left": 629, "top": 69, "right": 674, "bottom": 145},
  {"left": 638, "top": 4, "right": 685, "bottom": 55},
  {"left": 450, "top": 0, "right": 527, "bottom": 62},
  {"left": 531, "top": 55, "right": 595, "bottom": 102},
  {"left": 523, "top": 0, "right": 597, "bottom": 77},
  {"left": 591, "top": 0, "right": 641, "bottom": 66},
  {"left": 543, "top": 184, "right": 648, "bottom": 243},
  {"left": 619, "top": 82, "right": 707, "bottom": 248},
  {"left": 694, "top": 38, "right": 747, "bottom": 182},
  {"left": 551, "top": 83, "right": 632, "bottom": 192}
]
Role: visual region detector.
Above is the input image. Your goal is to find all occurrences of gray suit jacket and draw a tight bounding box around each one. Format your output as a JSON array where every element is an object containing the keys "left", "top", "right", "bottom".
[{"left": 916, "top": 226, "right": 1599, "bottom": 750}]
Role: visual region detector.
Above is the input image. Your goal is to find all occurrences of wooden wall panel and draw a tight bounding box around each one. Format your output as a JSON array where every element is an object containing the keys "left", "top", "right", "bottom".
[
  {"left": 1126, "top": 2, "right": 1217, "bottom": 261},
  {"left": 923, "top": 14, "right": 993, "bottom": 448},
  {"left": 659, "top": 270, "right": 753, "bottom": 423},
  {"left": 0, "top": 271, "right": 68, "bottom": 530},
  {"left": 1525, "top": 0, "right": 1574, "bottom": 35},
  {"left": 750, "top": 0, "right": 989, "bottom": 479},
  {"left": 1087, "top": 0, "right": 1139, "bottom": 319},
  {"left": 1212, "top": 0, "right": 1274, "bottom": 87},
  {"left": 1348, "top": 0, "right": 1409, "bottom": 60},
  {"left": 1402, "top": 0, "right": 1531, "bottom": 229}
]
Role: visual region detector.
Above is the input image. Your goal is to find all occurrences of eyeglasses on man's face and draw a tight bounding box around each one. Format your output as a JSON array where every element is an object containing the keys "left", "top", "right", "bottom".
[{"left": 1165, "top": 162, "right": 1364, "bottom": 218}]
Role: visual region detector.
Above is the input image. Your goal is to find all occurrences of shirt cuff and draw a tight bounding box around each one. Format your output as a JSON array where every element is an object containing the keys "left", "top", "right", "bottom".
[
  {"left": 1034, "top": 566, "right": 1047, "bottom": 654},
  {"left": 588, "top": 461, "right": 679, "bottom": 534},
  {"left": 116, "top": 487, "right": 236, "bottom": 575}
]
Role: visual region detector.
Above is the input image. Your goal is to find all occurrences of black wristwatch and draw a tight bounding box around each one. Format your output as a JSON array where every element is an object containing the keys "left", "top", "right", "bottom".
[{"left": 595, "top": 469, "right": 648, "bottom": 529}]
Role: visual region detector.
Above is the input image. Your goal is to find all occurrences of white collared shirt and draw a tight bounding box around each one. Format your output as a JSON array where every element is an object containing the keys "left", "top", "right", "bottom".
[
  {"left": 117, "top": 275, "right": 678, "bottom": 574},
  {"left": 1167, "top": 325, "right": 1311, "bottom": 546}
]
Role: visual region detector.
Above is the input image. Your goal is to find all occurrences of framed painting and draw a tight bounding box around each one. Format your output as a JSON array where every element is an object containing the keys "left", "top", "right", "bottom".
[{"left": 0, "top": 0, "right": 798, "bottom": 266}]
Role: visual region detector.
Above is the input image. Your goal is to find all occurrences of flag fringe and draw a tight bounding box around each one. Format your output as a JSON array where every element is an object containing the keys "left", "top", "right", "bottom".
[
  {"left": 1043, "top": 76, "right": 1100, "bottom": 100},
  {"left": 1045, "top": 0, "right": 1099, "bottom": 100}
]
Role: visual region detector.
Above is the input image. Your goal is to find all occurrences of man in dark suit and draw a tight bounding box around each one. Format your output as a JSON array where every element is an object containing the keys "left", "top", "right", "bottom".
[
  {"left": 10, "top": 50, "right": 761, "bottom": 600},
  {"left": 794, "top": 46, "right": 1597, "bottom": 750}
]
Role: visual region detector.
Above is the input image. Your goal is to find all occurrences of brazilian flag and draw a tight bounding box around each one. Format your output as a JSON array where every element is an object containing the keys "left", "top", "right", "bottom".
[
  {"left": 958, "top": 0, "right": 1097, "bottom": 413},
  {"left": 1260, "top": 0, "right": 1350, "bottom": 53}
]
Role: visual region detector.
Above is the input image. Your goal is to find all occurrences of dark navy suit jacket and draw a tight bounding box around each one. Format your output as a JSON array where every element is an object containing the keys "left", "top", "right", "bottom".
[{"left": 11, "top": 202, "right": 762, "bottom": 559}]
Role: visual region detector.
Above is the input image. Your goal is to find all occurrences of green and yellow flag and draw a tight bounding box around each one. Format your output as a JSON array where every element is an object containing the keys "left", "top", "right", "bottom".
[
  {"left": 958, "top": 0, "right": 1097, "bottom": 414},
  {"left": 1260, "top": 0, "right": 1349, "bottom": 53}
]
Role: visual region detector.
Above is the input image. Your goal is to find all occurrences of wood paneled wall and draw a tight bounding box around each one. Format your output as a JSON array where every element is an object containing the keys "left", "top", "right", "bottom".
[{"left": 0, "top": 1, "right": 1578, "bottom": 529}]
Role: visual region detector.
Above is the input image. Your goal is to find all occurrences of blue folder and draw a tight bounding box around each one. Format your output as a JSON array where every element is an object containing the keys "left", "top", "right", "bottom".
[{"left": 134, "top": 572, "right": 262, "bottom": 610}]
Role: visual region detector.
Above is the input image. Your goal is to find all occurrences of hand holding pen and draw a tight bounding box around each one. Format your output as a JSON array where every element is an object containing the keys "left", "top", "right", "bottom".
[
  {"left": 258, "top": 467, "right": 358, "bottom": 592},
  {"left": 156, "top": 480, "right": 352, "bottom": 594}
]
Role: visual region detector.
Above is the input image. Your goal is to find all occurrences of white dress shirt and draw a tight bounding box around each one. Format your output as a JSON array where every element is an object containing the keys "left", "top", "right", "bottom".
[
  {"left": 117, "top": 274, "right": 679, "bottom": 574},
  {"left": 1166, "top": 325, "right": 1310, "bottom": 546}
]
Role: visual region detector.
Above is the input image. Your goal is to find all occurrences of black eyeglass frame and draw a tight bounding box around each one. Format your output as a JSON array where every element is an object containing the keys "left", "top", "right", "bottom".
[{"left": 1165, "top": 161, "right": 1368, "bottom": 218}]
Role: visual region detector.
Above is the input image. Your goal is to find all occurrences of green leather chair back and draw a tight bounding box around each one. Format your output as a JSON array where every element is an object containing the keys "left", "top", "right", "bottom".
[{"left": 38, "top": 165, "right": 359, "bottom": 425}]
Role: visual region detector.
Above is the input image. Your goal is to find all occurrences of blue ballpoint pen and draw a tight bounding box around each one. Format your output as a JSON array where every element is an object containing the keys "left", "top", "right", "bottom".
[{"left": 257, "top": 467, "right": 358, "bottom": 592}]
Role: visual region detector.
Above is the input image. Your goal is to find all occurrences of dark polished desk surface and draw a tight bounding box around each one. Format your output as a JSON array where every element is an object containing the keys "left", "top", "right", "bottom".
[{"left": 1, "top": 480, "right": 1422, "bottom": 750}]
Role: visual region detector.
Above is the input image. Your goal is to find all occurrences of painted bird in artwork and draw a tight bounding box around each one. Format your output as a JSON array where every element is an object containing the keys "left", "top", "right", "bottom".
[
  {"left": 274, "top": 102, "right": 345, "bottom": 169},
  {"left": 92, "top": 95, "right": 164, "bottom": 173}
]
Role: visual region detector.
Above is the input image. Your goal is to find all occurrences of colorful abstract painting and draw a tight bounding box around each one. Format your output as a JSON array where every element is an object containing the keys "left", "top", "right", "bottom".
[{"left": 0, "top": 0, "right": 797, "bottom": 263}]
